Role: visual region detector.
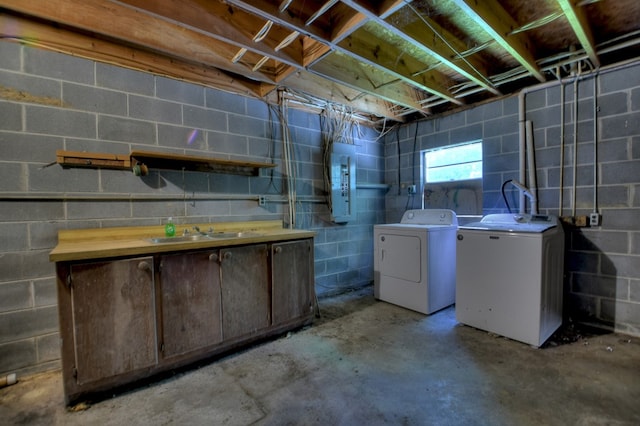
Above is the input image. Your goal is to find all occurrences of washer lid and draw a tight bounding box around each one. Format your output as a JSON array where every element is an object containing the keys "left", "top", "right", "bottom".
[
  {"left": 461, "top": 213, "right": 557, "bottom": 233},
  {"left": 400, "top": 209, "right": 458, "bottom": 226}
]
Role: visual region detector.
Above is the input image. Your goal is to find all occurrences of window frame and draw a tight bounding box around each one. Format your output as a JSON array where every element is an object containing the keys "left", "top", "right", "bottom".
[{"left": 423, "top": 140, "right": 483, "bottom": 184}]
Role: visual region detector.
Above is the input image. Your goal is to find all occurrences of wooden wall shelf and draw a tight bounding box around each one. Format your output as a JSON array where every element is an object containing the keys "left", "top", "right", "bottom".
[
  {"left": 56, "top": 150, "right": 276, "bottom": 176},
  {"left": 56, "top": 150, "right": 131, "bottom": 170}
]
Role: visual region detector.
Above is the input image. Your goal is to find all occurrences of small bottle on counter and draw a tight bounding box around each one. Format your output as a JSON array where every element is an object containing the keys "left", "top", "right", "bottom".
[{"left": 165, "top": 217, "right": 176, "bottom": 237}]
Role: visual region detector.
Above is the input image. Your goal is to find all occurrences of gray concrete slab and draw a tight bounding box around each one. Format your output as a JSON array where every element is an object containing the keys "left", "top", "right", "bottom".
[{"left": 1, "top": 287, "right": 639, "bottom": 425}]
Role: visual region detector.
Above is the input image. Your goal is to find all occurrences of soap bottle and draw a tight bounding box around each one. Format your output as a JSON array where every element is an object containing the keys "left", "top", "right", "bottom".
[{"left": 165, "top": 217, "right": 176, "bottom": 237}]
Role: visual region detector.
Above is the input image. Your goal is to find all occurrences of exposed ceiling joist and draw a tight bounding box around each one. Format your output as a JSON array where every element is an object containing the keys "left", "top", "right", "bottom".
[
  {"left": 226, "top": 0, "right": 459, "bottom": 111},
  {"left": 1, "top": 0, "right": 639, "bottom": 123},
  {"left": 0, "top": 13, "right": 272, "bottom": 97},
  {"left": 450, "top": 0, "right": 546, "bottom": 82},
  {"left": 342, "top": 1, "right": 500, "bottom": 96},
  {"left": 556, "top": 0, "right": 600, "bottom": 67},
  {"left": 1, "top": 0, "right": 275, "bottom": 82}
]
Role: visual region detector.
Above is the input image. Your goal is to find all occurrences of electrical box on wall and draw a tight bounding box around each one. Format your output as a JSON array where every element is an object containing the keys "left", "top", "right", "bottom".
[{"left": 330, "top": 142, "right": 356, "bottom": 223}]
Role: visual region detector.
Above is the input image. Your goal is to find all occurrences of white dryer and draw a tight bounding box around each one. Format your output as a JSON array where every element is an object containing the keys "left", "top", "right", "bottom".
[
  {"left": 374, "top": 209, "right": 458, "bottom": 314},
  {"left": 456, "top": 214, "right": 565, "bottom": 347}
]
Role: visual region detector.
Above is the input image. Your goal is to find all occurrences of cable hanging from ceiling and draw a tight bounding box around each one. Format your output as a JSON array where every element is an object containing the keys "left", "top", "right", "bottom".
[{"left": 320, "top": 101, "right": 361, "bottom": 213}]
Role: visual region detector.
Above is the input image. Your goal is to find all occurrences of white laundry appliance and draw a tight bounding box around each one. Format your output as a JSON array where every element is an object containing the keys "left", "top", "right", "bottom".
[
  {"left": 374, "top": 209, "right": 458, "bottom": 314},
  {"left": 456, "top": 214, "right": 565, "bottom": 347}
]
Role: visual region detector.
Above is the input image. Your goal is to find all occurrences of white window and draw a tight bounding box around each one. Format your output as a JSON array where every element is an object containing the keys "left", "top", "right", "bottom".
[
  {"left": 424, "top": 141, "right": 482, "bottom": 183},
  {"left": 422, "top": 141, "right": 483, "bottom": 215}
]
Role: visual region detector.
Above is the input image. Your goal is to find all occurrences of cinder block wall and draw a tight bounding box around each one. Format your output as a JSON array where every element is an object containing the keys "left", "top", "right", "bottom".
[
  {"left": 0, "top": 42, "right": 385, "bottom": 377},
  {"left": 385, "top": 62, "right": 640, "bottom": 336}
]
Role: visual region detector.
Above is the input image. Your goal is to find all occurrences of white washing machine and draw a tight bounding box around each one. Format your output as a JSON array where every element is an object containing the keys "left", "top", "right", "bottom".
[
  {"left": 456, "top": 214, "right": 565, "bottom": 347},
  {"left": 374, "top": 209, "right": 458, "bottom": 314}
]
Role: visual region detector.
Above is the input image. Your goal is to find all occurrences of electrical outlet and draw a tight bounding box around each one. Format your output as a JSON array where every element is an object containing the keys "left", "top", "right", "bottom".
[
  {"left": 258, "top": 196, "right": 266, "bottom": 206},
  {"left": 407, "top": 185, "right": 417, "bottom": 194},
  {"left": 589, "top": 212, "right": 601, "bottom": 226}
]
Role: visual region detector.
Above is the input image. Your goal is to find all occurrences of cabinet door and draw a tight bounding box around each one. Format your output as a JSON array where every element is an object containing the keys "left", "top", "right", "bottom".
[
  {"left": 272, "top": 239, "right": 314, "bottom": 325},
  {"left": 158, "top": 250, "right": 222, "bottom": 358},
  {"left": 220, "top": 244, "right": 269, "bottom": 340},
  {"left": 70, "top": 257, "right": 156, "bottom": 385}
]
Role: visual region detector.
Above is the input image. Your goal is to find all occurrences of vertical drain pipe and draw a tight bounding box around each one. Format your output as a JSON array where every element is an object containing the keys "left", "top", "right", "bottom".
[
  {"left": 525, "top": 120, "right": 538, "bottom": 214},
  {"left": 592, "top": 73, "right": 599, "bottom": 215},
  {"left": 518, "top": 92, "right": 527, "bottom": 214},
  {"left": 572, "top": 70, "right": 581, "bottom": 217},
  {"left": 519, "top": 81, "right": 561, "bottom": 214},
  {"left": 559, "top": 80, "right": 566, "bottom": 217}
]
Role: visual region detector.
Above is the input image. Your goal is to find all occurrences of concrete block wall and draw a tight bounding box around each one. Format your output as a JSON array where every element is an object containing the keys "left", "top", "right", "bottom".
[
  {"left": 385, "top": 62, "right": 640, "bottom": 336},
  {"left": 0, "top": 42, "right": 385, "bottom": 377}
]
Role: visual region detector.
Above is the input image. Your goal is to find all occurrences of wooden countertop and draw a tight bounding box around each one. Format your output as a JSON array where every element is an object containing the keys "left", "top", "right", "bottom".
[{"left": 50, "top": 220, "right": 315, "bottom": 262}]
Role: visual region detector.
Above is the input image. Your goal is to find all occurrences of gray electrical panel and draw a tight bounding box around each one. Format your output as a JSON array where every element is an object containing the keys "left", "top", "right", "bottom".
[{"left": 330, "top": 142, "right": 356, "bottom": 223}]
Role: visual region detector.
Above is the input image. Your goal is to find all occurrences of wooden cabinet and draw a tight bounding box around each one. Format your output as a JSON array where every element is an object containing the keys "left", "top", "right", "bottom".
[
  {"left": 220, "top": 244, "right": 270, "bottom": 340},
  {"left": 271, "top": 240, "right": 314, "bottom": 326},
  {"left": 157, "top": 250, "right": 223, "bottom": 359},
  {"left": 55, "top": 238, "right": 315, "bottom": 405},
  {"left": 58, "top": 257, "right": 157, "bottom": 395}
]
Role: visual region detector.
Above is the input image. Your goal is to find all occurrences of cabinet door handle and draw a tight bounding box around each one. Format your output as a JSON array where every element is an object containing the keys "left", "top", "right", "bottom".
[
  {"left": 137, "top": 261, "right": 151, "bottom": 271},
  {"left": 223, "top": 251, "right": 232, "bottom": 260},
  {"left": 209, "top": 253, "right": 219, "bottom": 262},
  {"left": 274, "top": 246, "right": 282, "bottom": 254}
]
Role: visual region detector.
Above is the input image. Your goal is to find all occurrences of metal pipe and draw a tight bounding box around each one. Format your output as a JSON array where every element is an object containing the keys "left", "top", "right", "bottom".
[{"left": 0, "top": 192, "right": 264, "bottom": 202}]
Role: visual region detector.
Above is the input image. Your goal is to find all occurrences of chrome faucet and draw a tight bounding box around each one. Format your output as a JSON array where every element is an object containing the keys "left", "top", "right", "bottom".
[{"left": 193, "top": 226, "right": 208, "bottom": 236}]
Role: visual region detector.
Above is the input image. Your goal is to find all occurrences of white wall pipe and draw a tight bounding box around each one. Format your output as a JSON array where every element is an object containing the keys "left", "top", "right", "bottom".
[
  {"left": 572, "top": 69, "right": 581, "bottom": 217},
  {"left": 559, "top": 80, "right": 566, "bottom": 217},
  {"left": 518, "top": 94, "right": 526, "bottom": 214},
  {"left": 525, "top": 120, "right": 538, "bottom": 214},
  {"left": 518, "top": 80, "right": 559, "bottom": 214},
  {"left": 516, "top": 59, "right": 639, "bottom": 216},
  {"left": 0, "top": 373, "right": 17, "bottom": 388},
  {"left": 593, "top": 73, "right": 599, "bottom": 213}
]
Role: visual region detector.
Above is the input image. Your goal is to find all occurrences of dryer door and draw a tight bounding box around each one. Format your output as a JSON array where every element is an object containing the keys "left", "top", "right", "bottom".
[{"left": 377, "top": 232, "right": 422, "bottom": 282}]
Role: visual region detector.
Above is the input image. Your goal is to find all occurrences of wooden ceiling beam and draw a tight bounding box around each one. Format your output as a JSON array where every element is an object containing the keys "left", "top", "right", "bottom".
[
  {"left": 116, "top": 0, "right": 304, "bottom": 68},
  {"left": 336, "top": 31, "right": 461, "bottom": 105},
  {"left": 226, "top": 0, "right": 458, "bottom": 108},
  {"left": 97, "top": 0, "right": 305, "bottom": 84},
  {"left": 329, "top": 0, "right": 407, "bottom": 43},
  {"left": 309, "top": 52, "right": 429, "bottom": 112},
  {"left": 0, "top": 13, "right": 272, "bottom": 98},
  {"left": 1, "top": 0, "right": 276, "bottom": 82},
  {"left": 556, "top": 0, "right": 600, "bottom": 67},
  {"left": 0, "top": 11, "right": 402, "bottom": 120},
  {"left": 451, "top": 0, "right": 546, "bottom": 82},
  {"left": 356, "top": 0, "right": 411, "bottom": 16},
  {"left": 342, "top": 0, "right": 499, "bottom": 96},
  {"left": 266, "top": 70, "right": 404, "bottom": 121},
  {"left": 221, "top": 0, "right": 332, "bottom": 68}
]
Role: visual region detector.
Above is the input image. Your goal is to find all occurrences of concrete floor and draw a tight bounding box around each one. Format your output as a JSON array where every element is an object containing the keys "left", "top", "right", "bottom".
[{"left": 2, "top": 287, "right": 639, "bottom": 426}]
